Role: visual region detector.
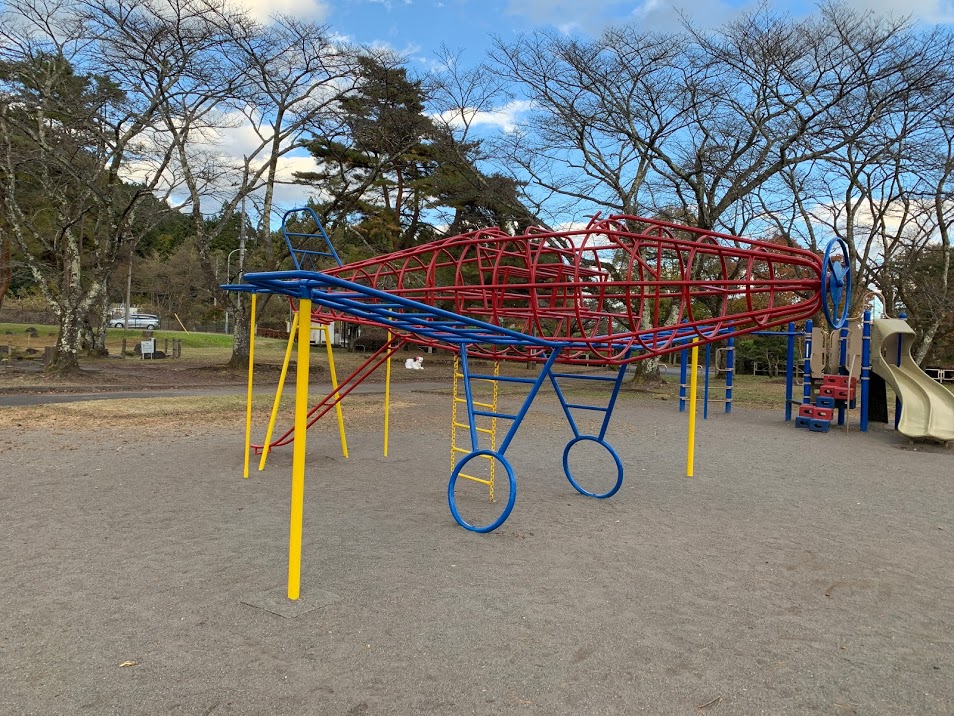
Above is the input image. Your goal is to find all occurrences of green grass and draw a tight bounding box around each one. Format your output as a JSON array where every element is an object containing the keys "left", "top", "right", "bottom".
[
  {"left": 3, "top": 321, "right": 247, "bottom": 349},
  {"left": 107, "top": 327, "right": 235, "bottom": 349},
  {"left": 0, "top": 321, "right": 58, "bottom": 340},
  {"left": 0, "top": 320, "right": 293, "bottom": 365},
  {"left": 723, "top": 374, "right": 790, "bottom": 407},
  {"left": 105, "top": 328, "right": 300, "bottom": 364}
]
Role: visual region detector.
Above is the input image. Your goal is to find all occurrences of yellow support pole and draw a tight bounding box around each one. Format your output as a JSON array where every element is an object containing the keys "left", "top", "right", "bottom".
[
  {"left": 383, "top": 330, "right": 392, "bottom": 457},
  {"left": 322, "top": 323, "right": 349, "bottom": 459},
  {"left": 258, "top": 311, "right": 299, "bottom": 472},
  {"left": 243, "top": 293, "right": 257, "bottom": 479},
  {"left": 687, "top": 337, "right": 700, "bottom": 478},
  {"left": 288, "top": 296, "right": 312, "bottom": 601}
]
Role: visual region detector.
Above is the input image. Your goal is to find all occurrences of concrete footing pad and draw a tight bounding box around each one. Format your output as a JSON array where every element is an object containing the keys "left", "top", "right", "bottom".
[{"left": 241, "top": 587, "right": 339, "bottom": 618}]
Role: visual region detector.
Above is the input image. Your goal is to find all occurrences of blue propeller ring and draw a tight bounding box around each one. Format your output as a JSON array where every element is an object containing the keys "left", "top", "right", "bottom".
[{"left": 821, "top": 238, "right": 851, "bottom": 330}]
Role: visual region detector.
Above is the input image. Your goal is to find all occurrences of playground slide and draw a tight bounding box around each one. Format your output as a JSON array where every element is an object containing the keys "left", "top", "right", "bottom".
[{"left": 871, "top": 319, "right": 954, "bottom": 442}]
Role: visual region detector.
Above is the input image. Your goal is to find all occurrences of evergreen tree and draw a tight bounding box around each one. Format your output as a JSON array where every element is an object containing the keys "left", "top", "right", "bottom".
[
  {"left": 297, "top": 55, "right": 542, "bottom": 260},
  {"left": 297, "top": 55, "right": 439, "bottom": 255}
]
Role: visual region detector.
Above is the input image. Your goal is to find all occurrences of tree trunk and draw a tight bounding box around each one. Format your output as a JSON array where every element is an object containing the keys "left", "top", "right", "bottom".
[
  {"left": 227, "top": 295, "right": 251, "bottom": 369},
  {"left": 46, "top": 308, "right": 83, "bottom": 373},
  {"left": 45, "top": 230, "right": 92, "bottom": 374},
  {"left": 91, "top": 284, "right": 112, "bottom": 357},
  {"left": 0, "top": 234, "right": 11, "bottom": 308},
  {"left": 914, "top": 318, "right": 941, "bottom": 365},
  {"left": 629, "top": 356, "right": 663, "bottom": 384}
]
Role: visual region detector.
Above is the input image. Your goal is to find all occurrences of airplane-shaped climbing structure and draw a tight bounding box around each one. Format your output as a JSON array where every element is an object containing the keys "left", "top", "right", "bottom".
[{"left": 225, "top": 210, "right": 850, "bottom": 534}]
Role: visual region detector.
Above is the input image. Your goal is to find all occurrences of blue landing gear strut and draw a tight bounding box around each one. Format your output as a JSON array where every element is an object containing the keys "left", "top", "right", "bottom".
[
  {"left": 549, "top": 363, "right": 627, "bottom": 498},
  {"left": 447, "top": 347, "right": 626, "bottom": 532}
]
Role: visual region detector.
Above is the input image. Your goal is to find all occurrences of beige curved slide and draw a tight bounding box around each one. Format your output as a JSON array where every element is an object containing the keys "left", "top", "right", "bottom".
[{"left": 871, "top": 319, "right": 954, "bottom": 442}]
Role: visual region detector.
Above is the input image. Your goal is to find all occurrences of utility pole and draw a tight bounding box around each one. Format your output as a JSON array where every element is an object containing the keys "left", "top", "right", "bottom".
[
  {"left": 124, "top": 250, "right": 133, "bottom": 330},
  {"left": 235, "top": 195, "right": 247, "bottom": 330},
  {"left": 239, "top": 194, "right": 247, "bottom": 279}
]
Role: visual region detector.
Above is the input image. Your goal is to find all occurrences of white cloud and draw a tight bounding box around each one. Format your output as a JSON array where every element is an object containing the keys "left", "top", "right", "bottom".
[
  {"left": 435, "top": 100, "right": 534, "bottom": 134},
  {"left": 123, "top": 110, "right": 320, "bottom": 223},
  {"left": 808, "top": 197, "right": 931, "bottom": 239},
  {"left": 840, "top": 0, "right": 954, "bottom": 23},
  {"left": 503, "top": 0, "right": 723, "bottom": 33},
  {"left": 209, "top": 113, "right": 320, "bottom": 215},
  {"left": 505, "top": 0, "right": 954, "bottom": 34},
  {"left": 265, "top": 154, "right": 322, "bottom": 211},
  {"left": 366, "top": 39, "right": 423, "bottom": 57},
  {"left": 233, "top": 0, "right": 329, "bottom": 23}
]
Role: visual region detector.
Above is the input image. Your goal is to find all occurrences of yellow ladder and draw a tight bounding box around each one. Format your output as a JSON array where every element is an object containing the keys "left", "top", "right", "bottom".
[{"left": 450, "top": 356, "right": 499, "bottom": 500}]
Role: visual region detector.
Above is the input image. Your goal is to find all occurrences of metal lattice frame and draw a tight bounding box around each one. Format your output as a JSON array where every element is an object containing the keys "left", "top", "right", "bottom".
[{"left": 238, "top": 214, "right": 824, "bottom": 366}]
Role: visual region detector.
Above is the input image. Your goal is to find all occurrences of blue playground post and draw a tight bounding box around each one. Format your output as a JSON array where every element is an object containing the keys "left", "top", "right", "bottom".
[
  {"left": 679, "top": 348, "right": 688, "bottom": 412},
  {"left": 785, "top": 322, "right": 795, "bottom": 421},
  {"left": 861, "top": 309, "right": 871, "bottom": 433},
  {"left": 803, "top": 319, "right": 814, "bottom": 405},
  {"left": 725, "top": 337, "right": 734, "bottom": 414},
  {"left": 837, "top": 325, "right": 849, "bottom": 426}
]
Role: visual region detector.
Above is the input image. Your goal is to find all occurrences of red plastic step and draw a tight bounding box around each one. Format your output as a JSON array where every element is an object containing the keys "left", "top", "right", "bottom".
[
  {"left": 821, "top": 374, "right": 857, "bottom": 391},
  {"left": 798, "top": 405, "right": 834, "bottom": 421},
  {"left": 820, "top": 385, "right": 854, "bottom": 401}
]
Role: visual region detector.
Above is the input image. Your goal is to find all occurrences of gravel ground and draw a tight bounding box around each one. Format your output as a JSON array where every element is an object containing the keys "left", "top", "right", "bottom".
[{"left": 1, "top": 388, "right": 952, "bottom": 716}]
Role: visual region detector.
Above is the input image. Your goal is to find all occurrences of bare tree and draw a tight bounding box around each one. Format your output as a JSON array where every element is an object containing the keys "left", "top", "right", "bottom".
[
  {"left": 424, "top": 46, "right": 547, "bottom": 234},
  {"left": 492, "top": 5, "right": 953, "bottom": 232},
  {"left": 162, "top": 13, "right": 359, "bottom": 367},
  {"left": 895, "top": 107, "right": 954, "bottom": 363},
  {"left": 491, "top": 28, "right": 690, "bottom": 222},
  {"left": 0, "top": 0, "right": 195, "bottom": 371},
  {"left": 225, "top": 16, "right": 360, "bottom": 265},
  {"left": 756, "top": 15, "right": 954, "bottom": 354},
  {"left": 487, "top": 3, "right": 954, "bottom": 378}
]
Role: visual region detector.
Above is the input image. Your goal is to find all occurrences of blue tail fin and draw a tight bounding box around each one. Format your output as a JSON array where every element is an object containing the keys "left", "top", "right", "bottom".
[{"left": 282, "top": 207, "right": 342, "bottom": 270}]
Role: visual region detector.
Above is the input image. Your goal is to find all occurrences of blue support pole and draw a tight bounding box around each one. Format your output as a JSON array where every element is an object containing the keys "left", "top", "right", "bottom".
[
  {"left": 725, "top": 337, "right": 734, "bottom": 414},
  {"left": 679, "top": 347, "right": 688, "bottom": 413},
  {"left": 803, "top": 319, "right": 814, "bottom": 405},
  {"left": 598, "top": 363, "right": 629, "bottom": 440},
  {"left": 545, "top": 363, "right": 626, "bottom": 440},
  {"left": 703, "top": 342, "right": 711, "bottom": 420},
  {"left": 785, "top": 322, "right": 795, "bottom": 421},
  {"left": 497, "top": 350, "right": 562, "bottom": 455},
  {"left": 457, "top": 344, "right": 480, "bottom": 451},
  {"left": 861, "top": 309, "right": 871, "bottom": 433},
  {"left": 837, "top": 325, "right": 849, "bottom": 426}
]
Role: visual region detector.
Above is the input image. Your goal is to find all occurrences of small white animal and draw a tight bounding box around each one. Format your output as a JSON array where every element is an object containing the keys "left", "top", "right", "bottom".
[{"left": 404, "top": 356, "right": 424, "bottom": 370}]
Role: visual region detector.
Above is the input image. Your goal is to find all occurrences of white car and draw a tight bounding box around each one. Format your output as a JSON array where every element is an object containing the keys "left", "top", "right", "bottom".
[{"left": 109, "top": 314, "right": 159, "bottom": 329}]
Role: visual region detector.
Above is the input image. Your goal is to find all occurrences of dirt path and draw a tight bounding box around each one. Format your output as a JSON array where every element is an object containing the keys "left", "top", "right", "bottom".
[{"left": 1, "top": 387, "right": 952, "bottom": 715}]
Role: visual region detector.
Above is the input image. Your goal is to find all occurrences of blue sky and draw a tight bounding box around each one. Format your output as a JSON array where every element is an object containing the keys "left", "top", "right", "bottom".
[
  {"left": 230, "top": 0, "right": 954, "bottom": 217},
  {"left": 243, "top": 0, "right": 953, "bottom": 61}
]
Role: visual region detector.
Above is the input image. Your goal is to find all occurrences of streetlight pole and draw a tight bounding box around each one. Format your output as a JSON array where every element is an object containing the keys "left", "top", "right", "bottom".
[
  {"left": 226, "top": 248, "right": 241, "bottom": 283},
  {"left": 234, "top": 195, "right": 247, "bottom": 335},
  {"left": 225, "top": 247, "right": 241, "bottom": 334}
]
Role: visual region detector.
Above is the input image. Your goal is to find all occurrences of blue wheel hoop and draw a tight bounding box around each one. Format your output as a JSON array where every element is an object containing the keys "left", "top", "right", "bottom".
[
  {"left": 821, "top": 238, "right": 851, "bottom": 330},
  {"left": 448, "top": 450, "right": 517, "bottom": 533},
  {"left": 562, "top": 436, "right": 624, "bottom": 499}
]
